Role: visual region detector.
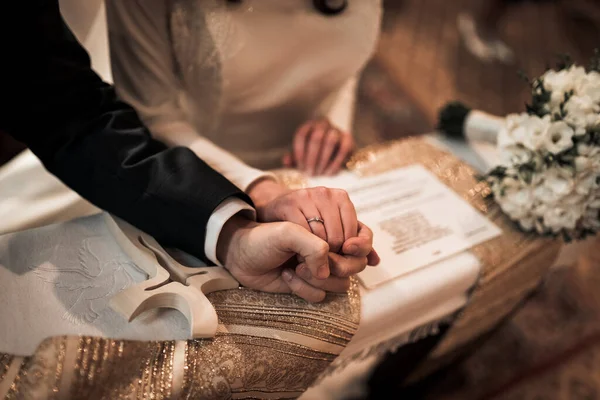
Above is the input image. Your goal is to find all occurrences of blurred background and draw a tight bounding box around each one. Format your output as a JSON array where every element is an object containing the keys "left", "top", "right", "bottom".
[{"left": 353, "top": 0, "right": 600, "bottom": 145}]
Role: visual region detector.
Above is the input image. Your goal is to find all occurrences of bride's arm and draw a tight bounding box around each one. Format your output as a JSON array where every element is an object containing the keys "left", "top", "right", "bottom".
[
  {"left": 106, "top": 0, "right": 274, "bottom": 192},
  {"left": 322, "top": 77, "right": 359, "bottom": 135}
]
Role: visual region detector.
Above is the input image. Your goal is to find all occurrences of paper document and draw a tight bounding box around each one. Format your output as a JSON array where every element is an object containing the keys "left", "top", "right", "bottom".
[{"left": 309, "top": 165, "right": 501, "bottom": 288}]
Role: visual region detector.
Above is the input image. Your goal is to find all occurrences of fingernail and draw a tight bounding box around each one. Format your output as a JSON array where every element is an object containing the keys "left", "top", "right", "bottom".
[
  {"left": 347, "top": 245, "right": 358, "bottom": 255},
  {"left": 317, "top": 264, "right": 330, "bottom": 279},
  {"left": 282, "top": 269, "right": 294, "bottom": 282},
  {"left": 298, "top": 264, "right": 312, "bottom": 280}
]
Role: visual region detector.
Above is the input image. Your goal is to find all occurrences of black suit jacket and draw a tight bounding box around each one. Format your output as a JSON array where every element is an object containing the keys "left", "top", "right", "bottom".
[{"left": 0, "top": 1, "right": 251, "bottom": 262}]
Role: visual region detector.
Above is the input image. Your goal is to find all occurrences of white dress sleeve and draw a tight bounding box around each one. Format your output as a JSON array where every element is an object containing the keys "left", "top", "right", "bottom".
[
  {"left": 323, "top": 77, "right": 359, "bottom": 135},
  {"left": 105, "top": 0, "right": 275, "bottom": 192}
]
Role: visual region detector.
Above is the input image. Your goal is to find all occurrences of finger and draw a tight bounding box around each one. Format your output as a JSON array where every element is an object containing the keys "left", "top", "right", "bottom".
[
  {"left": 314, "top": 189, "right": 346, "bottom": 253},
  {"left": 342, "top": 221, "right": 374, "bottom": 257},
  {"left": 282, "top": 269, "right": 327, "bottom": 303},
  {"left": 323, "top": 133, "right": 353, "bottom": 176},
  {"left": 282, "top": 152, "right": 293, "bottom": 168},
  {"left": 329, "top": 252, "right": 368, "bottom": 278},
  {"left": 276, "top": 223, "right": 330, "bottom": 280},
  {"left": 293, "top": 121, "right": 314, "bottom": 170},
  {"left": 367, "top": 249, "right": 381, "bottom": 266},
  {"left": 315, "top": 128, "right": 339, "bottom": 176},
  {"left": 296, "top": 264, "right": 351, "bottom": 293},
  {"left": 335, "top": 190, "right": 358, "bottom": 241},
  {"left": 299, "top": 194, "right": 328, "bottom": 243},
  {"left": 304, "top": 121, "right": 329, "bottom": 176},
  {"left": 285, "top": 207, "right": 312, "bottom": 233}
]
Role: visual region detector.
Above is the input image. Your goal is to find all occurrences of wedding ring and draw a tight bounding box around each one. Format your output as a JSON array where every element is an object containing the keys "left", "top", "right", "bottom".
[{"left": 306, "top": 217, "right": 325, "bottom": 225}]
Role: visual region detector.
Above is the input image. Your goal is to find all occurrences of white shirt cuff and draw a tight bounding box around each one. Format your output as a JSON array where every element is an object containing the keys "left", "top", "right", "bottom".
[{"left": 204, "top": 198, "right": 256, "bottom": 266}]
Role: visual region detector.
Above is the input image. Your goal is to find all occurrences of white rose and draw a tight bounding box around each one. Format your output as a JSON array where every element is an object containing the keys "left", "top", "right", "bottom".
[
  {"left": 498, "top": 113, "right": 534, "bottom": 147},
  {"left": 592, "top": 153, "right": 600, "bottom": 170},
  {"left": 575, "top": 156, "right": 593, "bottom": 172},
  {"left": 574, "top": 172, "right": 600, "bottom": 196},
  {"left": 499, "top": 145, "right": 533, "bottom": 166},
  {"left": 501, "top": 175, "right": 521, "bottom": 188},
  {"left": 542, "top": 69, "right": 572, "bottom": 94},
  {"left": 575, "top": 71, "right": 600, "bottom": 104},
  {"left": 543, "top": 120, "right": 574, "bottom": 154},
  {"left": 577, "top": 143, "right": 600, "bottom": 157},
  {"left": 542, "top": 66, "right": 586, "bottom": 111},
  {"left": 523, "top": 115, "right": 553, "bottom": 151},
  {"left": 588, "top": 197, "right": 600, "bottom": 211},
  {"left": 497, "top": 184, "right": 534, "bottom": 220},
  {"left": 542, "top": 206, "right": 582, "bottom": 233},
  {"left": 542, "top": 66, "right": 590, "bottom": 113},
  {"left": 498, "top": 114, "right": 552, "bottom": 152},
  {"left": 565, "top": 94, "right": 600, "bottom": 113},
  {"left": 533, "top": 166, "right": 574, "bottom": 203},
  {"left": 564, "top": 95, "right": 600, "bottom": 130}
]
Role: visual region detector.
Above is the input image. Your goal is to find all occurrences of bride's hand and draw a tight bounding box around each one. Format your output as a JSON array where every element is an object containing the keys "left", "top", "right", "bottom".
[
  {"left": 283, "top": 118, "right": 354, "bottom": 176},
  {"left": 248, "top": 180, "right": 358, "bottom": 254}
]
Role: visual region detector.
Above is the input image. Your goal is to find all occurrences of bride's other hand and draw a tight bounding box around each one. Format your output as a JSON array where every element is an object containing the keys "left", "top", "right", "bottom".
[
  {"left": 248, "top": 180, "right": 358, "bottom": 254},
  {"left": 287, "top": 118, "right": 354, "bottom": 176}
]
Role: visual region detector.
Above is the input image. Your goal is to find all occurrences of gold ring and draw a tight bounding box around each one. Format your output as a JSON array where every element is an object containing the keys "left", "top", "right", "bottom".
[{"left": 306, "top": 217, "right": 325, "bottom": 225}]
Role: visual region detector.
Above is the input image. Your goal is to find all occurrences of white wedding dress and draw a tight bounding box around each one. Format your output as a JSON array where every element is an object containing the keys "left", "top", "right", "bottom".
[{"left": 106, "top": 0, "right": 382, "bottom": 190}]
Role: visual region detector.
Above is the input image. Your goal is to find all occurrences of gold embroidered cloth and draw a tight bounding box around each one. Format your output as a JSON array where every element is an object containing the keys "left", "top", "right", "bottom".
[
  {"left": 0, "top": 282, "right": 360, "bottom": 400},
  {"left": 0, "top": 138, "right": 561, "bottom": 398}
]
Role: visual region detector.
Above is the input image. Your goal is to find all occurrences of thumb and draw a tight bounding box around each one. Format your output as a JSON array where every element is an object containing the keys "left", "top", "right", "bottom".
[{"left": 271, "top": 222, "right": 330, "bottom": 280}]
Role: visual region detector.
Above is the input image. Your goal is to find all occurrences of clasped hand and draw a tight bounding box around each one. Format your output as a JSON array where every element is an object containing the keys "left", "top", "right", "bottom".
[{"left": 217, "top": 179, "right": 379, "bottom": 302}]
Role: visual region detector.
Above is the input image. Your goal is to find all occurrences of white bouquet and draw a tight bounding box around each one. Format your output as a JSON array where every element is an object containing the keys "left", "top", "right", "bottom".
[{"left": 439, "top": 54, "right": 600, "bottom": 241}]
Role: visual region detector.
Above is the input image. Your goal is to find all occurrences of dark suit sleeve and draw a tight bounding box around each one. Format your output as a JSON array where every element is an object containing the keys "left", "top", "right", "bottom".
[{"left": 0, "top": 1, "right": 251, "bottom": 262}]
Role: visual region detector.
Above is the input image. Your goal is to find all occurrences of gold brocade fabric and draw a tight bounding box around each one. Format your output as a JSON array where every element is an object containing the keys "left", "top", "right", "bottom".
[
  {"left": 0, "top": 138, "right": 561, "bottom": 398},
  {"left": 0, "top": 282, "right": 360, "bottom": 400}
]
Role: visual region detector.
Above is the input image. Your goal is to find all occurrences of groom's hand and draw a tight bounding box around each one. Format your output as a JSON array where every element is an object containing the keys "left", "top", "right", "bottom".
[{"left": 216, "top": 215, "right": 371, "bottom": 302}]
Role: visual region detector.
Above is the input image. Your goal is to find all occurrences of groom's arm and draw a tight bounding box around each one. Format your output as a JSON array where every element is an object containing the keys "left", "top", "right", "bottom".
[{"left": 0, "top": 0, "right": 252, "bottom": 263}]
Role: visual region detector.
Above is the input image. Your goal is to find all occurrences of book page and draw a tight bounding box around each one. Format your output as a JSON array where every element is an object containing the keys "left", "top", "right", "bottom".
[{"left": 309, "top": 165, "right": 501, "bottom": 288}]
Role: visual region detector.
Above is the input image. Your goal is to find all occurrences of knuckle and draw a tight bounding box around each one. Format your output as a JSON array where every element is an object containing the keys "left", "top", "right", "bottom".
[
  {"left": 335, "top": 266, "right": 351, "bottom": 278},
  {"left": 283, "top": 196, "right": 298, "bottom": 208},
  {"left": 278, "top": 221, "right": 296, "bottom": 234},
  {"left": 316, "top": 118, "right": 330, "bottom": 128},
  {"left": 326, "top": 133, "right": 339, "bottom": 145},
  {"left": 314, "top": 186, "right": 330, "bottom": 198},
  {"left": 333, "top": 188, "right": 349, "bottom": 199},
  {"left": 312, "top": 130, "right": 325, "bottom": 141},
  {"left": 315, "top": 242, "right": 329, "bottom": 258},
  {"left": 296, "top": 189, "right": 309, "bottom": 200}
]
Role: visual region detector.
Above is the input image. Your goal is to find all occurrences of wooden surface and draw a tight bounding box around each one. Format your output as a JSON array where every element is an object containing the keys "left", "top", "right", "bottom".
[{"left": 377, "top": 0, "right": 600, "bottom": 124}]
